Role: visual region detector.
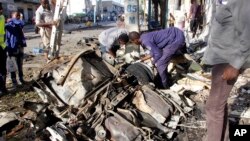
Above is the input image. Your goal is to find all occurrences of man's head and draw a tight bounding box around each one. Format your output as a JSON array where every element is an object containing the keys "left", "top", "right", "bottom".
[
  {"left": 12, "top": 11, "right": 21, "bottom": 19},
  {"left": 129, "top": 31, "right": 141, "bottom": 45},
  {"left": 40, "top": 0, "right": 50, "bottom": 10},
  {"left": 118, "top": 33, "right": 129, "bottom": 45}
]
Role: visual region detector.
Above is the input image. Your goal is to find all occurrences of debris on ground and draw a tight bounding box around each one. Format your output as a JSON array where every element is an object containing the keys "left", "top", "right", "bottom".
[{"left": 0, "top": 47, "right": 199, "bottom": 140}]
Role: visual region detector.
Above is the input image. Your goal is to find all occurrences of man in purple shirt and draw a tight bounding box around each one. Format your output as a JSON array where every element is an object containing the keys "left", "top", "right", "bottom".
[{"left": 129, "top": 27, "right": 186, "bottom": 88}]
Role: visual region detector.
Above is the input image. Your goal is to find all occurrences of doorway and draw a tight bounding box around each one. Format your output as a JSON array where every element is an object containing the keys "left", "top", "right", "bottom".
[{"left": 27, "top": 8, "right": 33, "bottom": 24}]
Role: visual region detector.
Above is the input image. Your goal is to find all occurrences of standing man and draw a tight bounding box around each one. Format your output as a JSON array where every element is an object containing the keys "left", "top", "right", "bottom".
[
  {"left": 188, "top": 0, "right": 198, "bottom": 38},
  {"left": 129, "top": 27, "right": 186, "bottom": 89},
  {"left": 0, "top": 3, "right": 7, "bottom": 95},
  {"left": 203, "top": 0, "right": 250, "bottom": 141},
  {"left": 5, "top": 12, "right": 27, "bottom": 87},
  {"left": 36, "top": 0, "right": 57, "bottom": 62}
]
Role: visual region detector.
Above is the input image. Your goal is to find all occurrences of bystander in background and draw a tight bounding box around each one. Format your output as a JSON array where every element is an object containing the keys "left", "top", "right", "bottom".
[{"left": 5, "top": 11, "right": 27, "bottom": 88}]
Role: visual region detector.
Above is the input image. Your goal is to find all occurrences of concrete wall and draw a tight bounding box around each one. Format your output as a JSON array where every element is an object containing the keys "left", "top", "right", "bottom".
[
  {"left": 102, "top": 0, "right": 124, "bottom": 12},
  {"left": 0, "top": 0, "right": 17, "bottom": 18},
  {"left": 15, "top": 2, "right": 38, "bottom": 23}
]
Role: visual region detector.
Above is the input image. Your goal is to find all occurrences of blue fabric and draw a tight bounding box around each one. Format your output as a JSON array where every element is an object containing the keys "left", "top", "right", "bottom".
[
  {"left": 5, "top": 18, "right": 26, "bottom": 54},
  {"left": 140, "top": 27, "right": 185, "bottom": 63},
  {"left": 140, "top": 27, "right": 185, "bottom": 88}
]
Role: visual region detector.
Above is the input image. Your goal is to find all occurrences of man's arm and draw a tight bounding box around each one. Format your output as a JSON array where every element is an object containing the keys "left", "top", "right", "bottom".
[
  {"left": 36, "top": 20, "right": 58, "bottom": 28},
  {"left": 36, "top": 22, "right": 55, "bottom": 28},
  {"left": 229, "top": 1, "right": 250, "bottom": 70},
  {"left": 223, "top": 0, "right": 250, "bottom": 80},
  {"left": 35, "top": 9, "right": 57, "bottom": 28},
  {"left": 140, "top": 54, "right": 152, "bottom": 62},
  {"left": 143, "top": 41, "right": 162, "bottom": 64}
]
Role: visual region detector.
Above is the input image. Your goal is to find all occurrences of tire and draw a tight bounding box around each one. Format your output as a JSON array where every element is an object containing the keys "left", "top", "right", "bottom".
[{"left": 125, "top": 63, "right": 154, "bottom": 85}]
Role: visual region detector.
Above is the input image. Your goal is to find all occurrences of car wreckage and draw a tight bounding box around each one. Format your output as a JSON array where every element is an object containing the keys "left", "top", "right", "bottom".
[{"left": 0, "top": 46, "right": 197, "bottom": 141}]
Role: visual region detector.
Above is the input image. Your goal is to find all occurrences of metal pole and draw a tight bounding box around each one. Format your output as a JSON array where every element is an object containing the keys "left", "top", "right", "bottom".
[
  {"left": 94, "top": 0, "right": 97, "bottom": 24},
  {"left": 137, "top": 0, "right": 140, "bottom": 31},
  {"left": 99, "top": 0, "right": 102, "bottom": 21},
  {"left": 163, "top": 0, "right": 169, "bottom": 29},
  {"left": 147, "top": 0, "right": 151, "bottom": 30},
  {"left": 143, "top": 0, "right": 146, "bottom": 22}
]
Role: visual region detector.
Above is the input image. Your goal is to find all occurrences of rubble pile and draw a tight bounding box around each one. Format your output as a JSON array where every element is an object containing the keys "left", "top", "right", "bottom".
[
  {"left": 75, "top": 37, "right": 100, "bottom": 49},
  {"left": 0, "top": 49, "right": 201, "bottom": 141}
]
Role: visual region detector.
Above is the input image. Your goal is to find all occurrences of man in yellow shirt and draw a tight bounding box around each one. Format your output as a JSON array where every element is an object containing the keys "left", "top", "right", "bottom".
[{"left": 0, "top": 3, "right": 7, "bottom": 95}]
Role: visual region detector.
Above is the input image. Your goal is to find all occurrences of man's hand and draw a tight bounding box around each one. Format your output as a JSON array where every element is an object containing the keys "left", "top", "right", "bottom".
[
  {"left": 140, "top": 55, "right": 152, "bottom": 62},
  {"left": 51, "top": 20, "right": 59, "bottom": 26},
  {"left": 222, "top": 65, "right": 239, "bottom": 81}
]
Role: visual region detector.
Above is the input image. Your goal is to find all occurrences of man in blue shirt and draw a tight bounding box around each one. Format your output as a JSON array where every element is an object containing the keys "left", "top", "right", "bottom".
[
  {"left": 6, "top": 11, "right": 27, "bottom": 86},
  {"left": 129, "top": 27, "right": 186, "bottom": 88}
]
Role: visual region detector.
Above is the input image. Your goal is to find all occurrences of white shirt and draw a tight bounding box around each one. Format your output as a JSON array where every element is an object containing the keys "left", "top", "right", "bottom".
[
  {"left": 98, "top": 27, "right": 129, "bottom": 51},
  {"left": 35, "top": 5, "right": 54, "bottom": 25}
]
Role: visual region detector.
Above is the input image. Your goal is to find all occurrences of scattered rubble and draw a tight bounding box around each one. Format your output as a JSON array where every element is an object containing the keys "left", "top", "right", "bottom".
[{"left": 0, "top": 47, "right": 199, "bottom": 140}]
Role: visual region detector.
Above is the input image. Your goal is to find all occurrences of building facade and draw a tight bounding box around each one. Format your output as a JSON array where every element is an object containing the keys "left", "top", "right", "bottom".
[
  {"left": 14, "top": 0, "right": 40, "bottom": 23},
  {"left": 0, "top": 0, "right": 17, "bottom": 18},
  {"left": 83, "top": 0, "right": 92, "bottom": 14},
  {"left": 63, "top": 0, "right": 125, "bottom": 21},
  {"left": 100, "top": 0, "right": 124, "bottom": 21}
]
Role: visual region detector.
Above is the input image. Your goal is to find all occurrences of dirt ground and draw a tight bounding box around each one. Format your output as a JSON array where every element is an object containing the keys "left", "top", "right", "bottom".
[{"left": 1, "top": 24, "right": 250, "bottom": 141}]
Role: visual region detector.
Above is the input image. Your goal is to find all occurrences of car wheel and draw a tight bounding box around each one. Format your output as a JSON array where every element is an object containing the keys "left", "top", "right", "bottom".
[{"left": 125, "top": 63, "right": 154, "bottom": 85}]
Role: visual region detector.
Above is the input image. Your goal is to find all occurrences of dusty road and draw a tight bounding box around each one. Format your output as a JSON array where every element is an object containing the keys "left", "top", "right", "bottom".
[
  {"left": 24, "top": 22, "right": 115, "bottom": 79},
  {"left": 25, "top": 23, "right": 112, "bottom": 55}
]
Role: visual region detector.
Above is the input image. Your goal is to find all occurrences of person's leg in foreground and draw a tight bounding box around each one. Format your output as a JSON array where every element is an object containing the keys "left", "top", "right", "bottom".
[{"left": 206, "top": 64, "right": 238, "bottom": 141}]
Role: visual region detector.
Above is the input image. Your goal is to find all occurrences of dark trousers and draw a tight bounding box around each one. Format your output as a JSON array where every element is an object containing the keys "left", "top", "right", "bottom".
[
  {"left": 9, "top": 48, "right": 24, "bottom": 84},
  {"left": 190, "top": 19, "right": 198, "bottom": 38},
  {"left": 156, "top": 38, "right": 185, "bottom": 89},
  {"left": 190, "top": 19, "right": 198, "bottom": 32},
  {"left": 206, "top": 64, "right": 237, "bottom": 141},
  {"left": 0, "top": 47, "right": 7, "bottom": 91}
]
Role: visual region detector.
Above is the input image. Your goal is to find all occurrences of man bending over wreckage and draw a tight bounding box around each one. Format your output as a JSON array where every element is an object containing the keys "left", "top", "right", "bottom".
[
  {"left": 98, "top": 27, "right": 129, "bottom": 65},
  {"left": 129, "top": 27, "right": 186, "bottom": 89}
]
